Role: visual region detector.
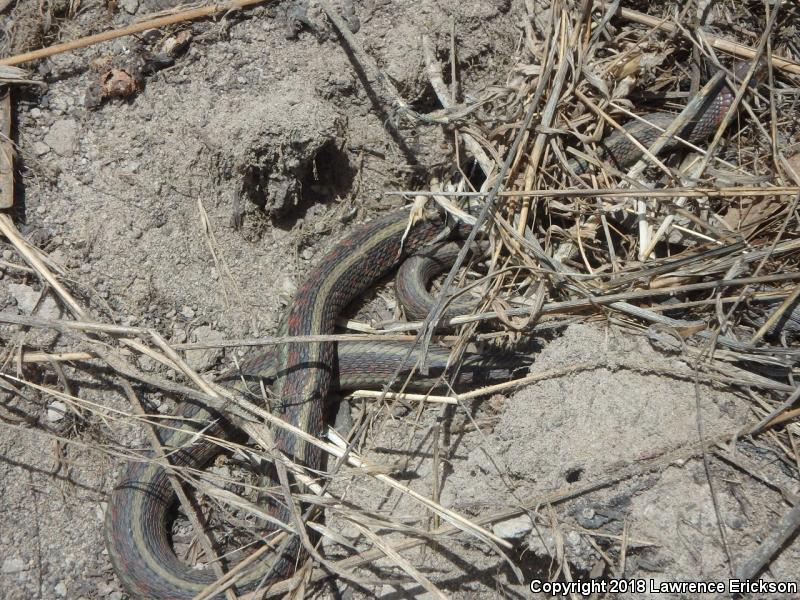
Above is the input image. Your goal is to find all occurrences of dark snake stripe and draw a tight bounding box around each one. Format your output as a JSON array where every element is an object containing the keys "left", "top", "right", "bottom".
[
  {"left": 105, "top": 58, "right": 765, "bottom": 599},
  {"left": 570, "top": 59, "right": 764, "bottom": 173},
  {"left": 105, "top": 209, "right": 487, "bottom": 599}
]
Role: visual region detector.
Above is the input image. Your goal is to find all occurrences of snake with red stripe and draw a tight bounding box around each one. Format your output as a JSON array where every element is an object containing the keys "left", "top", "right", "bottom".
[
  {"left": 569, "top": 58, "right": 765, "bottom": 174},
  {"left": 104, "top": 208, "right": 525, "bottom": 599},
  {"left": 104, "top": 57, "right": 763, "bottom": 599}
]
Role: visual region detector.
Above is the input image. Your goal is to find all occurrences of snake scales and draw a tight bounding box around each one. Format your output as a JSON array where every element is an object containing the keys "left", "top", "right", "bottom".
[
  {"left": 104, "top": 209, "right": 522, "bottom": 599},
  {"left": 105, "top": 59, "right": 763, "bottom": 599},
  {"left": 569, "top": 58, "right": 764, "bottom": 173}
]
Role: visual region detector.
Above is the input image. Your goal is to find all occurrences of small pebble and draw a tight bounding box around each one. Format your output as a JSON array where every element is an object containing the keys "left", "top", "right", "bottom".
[
  {"left": 32, "top": 141, "right": 51, "bottom": 156},
  {"left": 119, "top": 0, "right": 138, "bottom": 14},
  {"left": 43, "top": 118, "right": 78, "bottom": 157},
  {"left": 46, "top": 401, "right": 68, "bottom": 422},
  {"left": 492, "top": 515, "right": 533, "bottom": 542},
  {"left": 1, "top": 557, "right": 25, "bottom": 574},
  {"left": 185, "top": 326, "right": 224, "bottom": 371},
  {"left": 9, "top": 283, "right": 61, "bottom": 319}
]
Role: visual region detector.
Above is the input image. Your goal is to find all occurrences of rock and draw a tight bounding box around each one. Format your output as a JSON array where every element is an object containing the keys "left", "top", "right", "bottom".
[
  {"left": 9, "top": 283, "right": 38, "bottom": 312},
  {"left": 32, "top": 141, "right": 51, "bottom": 156},
  {"left": 574, "top": 506, "right": 615, "bottom": 529},
  {"left": 1, "top": 557, "right": 25, "bottom": 574},
  {"left": 43, "top": 119, "right": 78, "bottom": 157},
  {"left": 180, "top": 305, "right": 195, "bottom": 319},
  {"left": 8, "top": 283, "right": 61, "bottom": 319},
  {"left": 528, "top": 528, "right": 556, "bottom": 556},
  {"left": 54, "top": 581, "right": 67, "bottom": 596},
  {"left": 528, "top": 527, "right": 597, "bottom": 571},
  {"left": 96, "top": 580, "right": 117, "bottom": 596},
  {"left": 185, "top": 326, "right": 224, "bottom": 371},
  {"left": 119, "top": 0, "right": 138, "bottom": 14},
  {"left": 492, "top": 514, "right": 533, "bottom": 542},
  {"left": 7, "top": 284, "right": 61, "bottom": 347},
  {"left": 278, "top": 274, "right": 296, "bottom": 305},
  {"left": 49, "top": 95, "right": 70, "bottom": 113},
  {"left": 46, "top": 401, "right": 68, "bottom": 422}
]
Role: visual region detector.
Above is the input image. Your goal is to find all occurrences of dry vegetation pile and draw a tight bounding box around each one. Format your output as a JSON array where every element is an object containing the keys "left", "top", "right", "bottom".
[{"left": 0, "top": 0, "right": 799, "bottom": 598}]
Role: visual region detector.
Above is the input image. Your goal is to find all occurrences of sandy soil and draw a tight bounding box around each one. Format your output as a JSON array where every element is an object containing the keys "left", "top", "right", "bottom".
[{"left": 0, "top": 1, "right": 798, "bottom": 599}]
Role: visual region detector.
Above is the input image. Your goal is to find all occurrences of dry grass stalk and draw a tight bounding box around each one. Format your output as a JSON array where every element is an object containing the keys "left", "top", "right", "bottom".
[
  {"left": 0, "top": 0, "right": 276, "bottom": 66},
  {"left": 2, "top": 0, "right": 800, "bottom": 595},
  {"left": 0, "top": 88, "right": 12, "bottom": 209}
]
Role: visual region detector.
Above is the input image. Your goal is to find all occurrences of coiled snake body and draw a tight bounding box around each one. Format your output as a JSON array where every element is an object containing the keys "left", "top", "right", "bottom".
[
  {"left": 105, "top": 59, "right": 763, "bottom": 599},
  {"left": 105, "top": 210, "right": 518, "bottom": 599}
]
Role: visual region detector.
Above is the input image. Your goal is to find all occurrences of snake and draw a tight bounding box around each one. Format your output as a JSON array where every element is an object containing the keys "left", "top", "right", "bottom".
[
  {"left": 570, "top": 58, "right": 764, "bottom": 174},
  {"left": 105, "top": 58, "right": 765, "bottom": 599},
  {"left": 104, "top": 208, "right": 530, "bottom": 599}
]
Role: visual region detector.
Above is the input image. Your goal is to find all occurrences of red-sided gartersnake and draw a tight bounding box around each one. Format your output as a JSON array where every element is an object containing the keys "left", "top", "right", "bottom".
[
  {"left": 104, "top": 58, "right": 764, "bottom": 599},
  {"left": 104, "top": 209, "right": 513, "bottom": 599},
  {"left": 570, "top": 58, "right": 764, "bottom": 173}
]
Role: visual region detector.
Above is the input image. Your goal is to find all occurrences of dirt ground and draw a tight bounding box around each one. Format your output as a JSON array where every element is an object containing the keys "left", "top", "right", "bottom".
[{"left": 0, "top": 1, "right": 799, "bottom": 599}]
